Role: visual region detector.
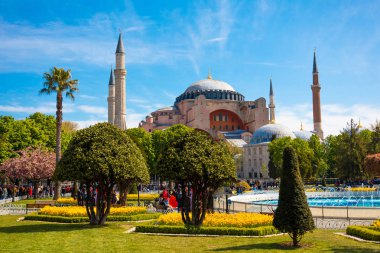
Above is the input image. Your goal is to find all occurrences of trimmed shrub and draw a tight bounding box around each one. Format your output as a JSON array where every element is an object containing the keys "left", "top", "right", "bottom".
[
  {"left": 25, "top": 213, "right": 160, "bottom": 223},
  {"left": 273, "top": 147, "right": 314, "bottom": 246},
  {"left": 25, "top": 215, "right": 89, "bottom": 223},
  {"left": 135, "top": 225, "right": 278, "bottom": 236},
  {"left": 346, "top": 226, "right": 380, "bottom": 241}
]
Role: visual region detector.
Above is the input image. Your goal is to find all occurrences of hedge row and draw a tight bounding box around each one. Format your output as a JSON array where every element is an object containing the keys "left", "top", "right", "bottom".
[
  {"left": 24, "top": 213, "right": 161, "bottom": 223},
  {"left": 346, "top": 226, "right": 380, "bottom": 242},
  {"left": 25, "top": 215, "right": 88, "bottom": 223},
  {"left": 135, "top": 225, "right": 278, "bottom": 236}
]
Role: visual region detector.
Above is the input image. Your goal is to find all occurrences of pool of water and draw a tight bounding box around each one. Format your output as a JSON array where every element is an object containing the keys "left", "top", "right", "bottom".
[{"left": 253, "top": 197, "right": 380, "bottom": 207}]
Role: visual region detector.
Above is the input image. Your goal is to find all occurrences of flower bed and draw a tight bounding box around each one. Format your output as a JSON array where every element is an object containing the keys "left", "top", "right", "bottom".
[
  {"left": 38, "top": 206, "right": 147, "bottom": 217},
  {"left": 135, "top": 224, "right": 278, "bottom": 236},
  {"left": 126, "top": 194, "right": 158, "bottom": 201},
  {"left": 349, "top": 188, "right": 377, "bottom": 192},
  {"left": 373, "top": 219, "right": 380, "bottom": 230},
  {"left": 346, "top": 226, "right": 380, "bottom": 241},
  {"left": 56, "top": 198, "right": 77, "bottom": 205},
  {"left": 25, "top": 213, "right": 161, "bottom": 223},
  {"left": 157, "top": 212, "right": 273, "bottom": 228}
]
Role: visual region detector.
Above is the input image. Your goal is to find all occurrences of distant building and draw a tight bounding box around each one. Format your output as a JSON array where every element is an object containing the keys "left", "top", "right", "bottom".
[
  {"left": 106, "top": 34, "right": 324, "bottom": 180},
  {"left": 139, "top": 72, "right": 270, "bottom": 137}
]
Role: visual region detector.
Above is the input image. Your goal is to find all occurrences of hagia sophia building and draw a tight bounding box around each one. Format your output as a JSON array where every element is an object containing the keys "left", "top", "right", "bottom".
[{"left": 107, "top": 33, "right": 324, "bottom": 181}]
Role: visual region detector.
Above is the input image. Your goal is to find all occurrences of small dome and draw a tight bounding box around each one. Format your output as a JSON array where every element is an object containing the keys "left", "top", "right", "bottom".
[
  {"left": 294, "top": 130, "right": 314, "bottom": 141},
  {"left": 250, "top": 123, "right": 296, "bottom": 144},
  {"left": 154, "top": 106, "right": 177, "bottom": 112},
  {"left": 185, "top": 79, "right": 235, "bottom": 93}
]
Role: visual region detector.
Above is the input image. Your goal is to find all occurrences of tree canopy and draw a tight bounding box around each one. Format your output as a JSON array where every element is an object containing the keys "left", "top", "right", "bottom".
[
  {"left": 0, "top": 113, "right": 73, "bottom": 165},
  {"left": 55, "top": 123, "right": 149, "bottom": 225},
  {"left": 268, "top": 137, "right": 315, "bottom": 179},
  {"left": 156, "top": 126, "right": 236, "bottom": 226},
  {"left": 364, "top": 153, "right": 380, "bottom": 178}
]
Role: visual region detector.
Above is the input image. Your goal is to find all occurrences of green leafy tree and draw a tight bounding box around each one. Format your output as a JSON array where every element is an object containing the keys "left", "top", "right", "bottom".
[
  {"left": 268, "top": 137, "right": 314, "bottom": 179},
  {"left": 324, "top": 134, "right": 340, "bottom": 178},
  {"left": 335, "top": 119, "right": 367, "bottom": 179},
  {"left": 308, "top": 134, "right": 328, "bottom": 177},
  {"left": 55, "top": 123, "right": 149, "bottom": 225},
  {"left": 157, "top": 128, "right": 235, "bottom": 227},
  {"left": 152, "top": 124, "right": 193, "bottom": 186},
  {"left": 40, "top": 67, "right": 78, "bottom": 200},
  {"left": 369, "top": 120, "right": 380, "bottom": 154},
  {"left": 273, "top": 147, "right": 315, "bottom": 247},
  {"left": 0, "top": 113, "right": 60, "bottom": 164}
]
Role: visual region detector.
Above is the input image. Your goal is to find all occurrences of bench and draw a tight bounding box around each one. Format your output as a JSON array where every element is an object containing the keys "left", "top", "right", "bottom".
[
  {"left": 35, "top": 200, "right": 56, "bottom": 205},
  {"left": 26, "top": 203, "right": 53, "bottom": 209}
]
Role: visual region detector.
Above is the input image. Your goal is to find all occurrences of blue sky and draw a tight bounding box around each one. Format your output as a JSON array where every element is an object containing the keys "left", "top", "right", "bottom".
[{"left": 0, "top": 0, "right": 379, "bottom": 136}]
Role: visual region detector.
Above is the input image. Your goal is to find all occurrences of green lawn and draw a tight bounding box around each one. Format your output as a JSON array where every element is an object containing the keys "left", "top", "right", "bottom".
[{"left": 0, "top": 215, "right": 379, "bottom": 253}]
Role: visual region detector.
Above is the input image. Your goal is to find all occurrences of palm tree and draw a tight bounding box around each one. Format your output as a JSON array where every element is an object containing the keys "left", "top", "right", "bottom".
[{"left": 40, "top": 67, "right": 78, "bottom": 200}]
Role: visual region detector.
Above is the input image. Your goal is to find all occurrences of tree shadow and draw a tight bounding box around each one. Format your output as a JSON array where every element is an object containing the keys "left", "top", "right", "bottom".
[
  {"left": 212, "top": 243, "right": 380, "bottom": 252},
  {"left": 0, "top": 223, "right": 99, "bottom": 233},
  {"left": 212, "top": 242, "right": 299, "bottom": 251},
  {"left": 330, "top": 246, "right": 380, "bottom": 253}
]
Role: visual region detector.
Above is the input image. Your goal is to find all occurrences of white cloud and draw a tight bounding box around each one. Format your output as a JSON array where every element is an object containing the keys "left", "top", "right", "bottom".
[
  {"left": 206, "top": 37, "right": 226, "bottom": 43},
  {"left": 277, "top": 103, "right": 380, "bottom": 136},
  {"left": 0, "top": 103, "right": 74, "bottom": 114},
  {"left": 74, "top": 120, "right": 103, "bottom": 129},
  {"left": 78, "top": 94, "right": 97, "bottom": 100},
  {"left": 77, "top": 105, "right": 107, "bottom": 115}
]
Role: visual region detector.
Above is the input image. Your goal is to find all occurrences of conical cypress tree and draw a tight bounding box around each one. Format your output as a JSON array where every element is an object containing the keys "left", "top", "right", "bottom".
[{"left": 273, "top": 146, "right": 315, "bottom": 247}]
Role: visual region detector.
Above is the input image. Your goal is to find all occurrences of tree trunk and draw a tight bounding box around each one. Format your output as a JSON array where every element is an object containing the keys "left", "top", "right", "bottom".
[
  {"left": 33, "top": 181, "right": 38, "bottom": 199},
  {"left": 72, "top": 181, "right": 78, "bottom": 200},
  {"left": 292, "top": 232, "right": 299, "bottom": 247},
  {"left": 53, "top": 92, "right": 63, "bottom": 200},
  {"left": 99, "top": 184, "right": 113, "bottom": 225},
  {"left": 119, "top": 182, "right": 127, "bottom": 206}
]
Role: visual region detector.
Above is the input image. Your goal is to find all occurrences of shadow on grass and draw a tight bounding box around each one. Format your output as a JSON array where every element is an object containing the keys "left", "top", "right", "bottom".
[
  {"left": 330, "top": 246, "right": 380, "bottom": 253},
  {"left": 212, "top": 242, "right": 299, "bottom": 251},
  {"left": 213, "top": 243, "right": 380, "bottom": 252},
  {"left": 0, "top": 223, "right": 100, "bottom": 233}
]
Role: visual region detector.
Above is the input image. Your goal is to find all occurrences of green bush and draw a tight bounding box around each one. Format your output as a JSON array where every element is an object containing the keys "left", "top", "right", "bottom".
[
  {"left": 346, "top": 226, "right": 380, "bottom": 241},
  {"left": 24, "top": 213, "right": 161, "bottom": 223},
  {"left": 135, "top": 225, "right": 278, "bottom": 236},
  {"left": 106, "top": 213, "right": 161, "bottom": 221},
  {"left": 25, "top": 215, "right": 89, "bottom": 223}
]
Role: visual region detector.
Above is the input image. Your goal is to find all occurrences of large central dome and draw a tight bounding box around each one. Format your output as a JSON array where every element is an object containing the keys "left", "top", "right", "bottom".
[
  {"left": 185, "top": 78, "right": 236, "bottom": 93},
  {"left": 175, "top": 75, "right": 244, "bottom": 104}
]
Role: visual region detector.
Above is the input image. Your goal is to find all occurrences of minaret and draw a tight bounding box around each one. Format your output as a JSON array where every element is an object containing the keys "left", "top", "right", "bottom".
[
  {"left": 107, "top": 66, "right": 115, "bottom": 124},
  {"left": 311, "top": 50, "right": 324, "bottom": 139},
  {"left": 269, "top": 78, "right": 275, "bottom": 123},
  {"left": 113, "top": 33, "right": 127, "bottom": 130}
]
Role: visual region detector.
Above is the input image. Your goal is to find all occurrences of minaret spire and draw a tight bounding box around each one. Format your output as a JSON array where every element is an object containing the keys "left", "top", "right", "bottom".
[
  {"left": 269, "top": 78, "right": 275, "bottom": 123},
  {"left": 311, "top": 49, "right": 323, "bottom": 139},
  {"left": 313, "top": 48, "right": 318, "bottom": 73},
  {"left": 107, "top": 66, "right": 115, "bottom": 124},
  {"left": 113, "top": 32, "right": 127, "bottom": 130}
]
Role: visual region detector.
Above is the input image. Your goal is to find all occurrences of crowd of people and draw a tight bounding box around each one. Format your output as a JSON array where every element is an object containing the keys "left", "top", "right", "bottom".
[
  {"left": 0, "top": 184, "right": 52, "bottom": 199},
  {"left": 0, "top": 183, "right": 74, "bottom": 200}
]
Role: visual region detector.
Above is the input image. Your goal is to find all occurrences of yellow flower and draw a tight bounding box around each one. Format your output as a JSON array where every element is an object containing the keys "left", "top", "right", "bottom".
[
  {"left": 373, "top": 220, "right": 380, "bottom": 229},
  {"left": 157, "top": 212, "right": 273, "bottom": 227},
  {"left": 38, "top": 206, "right": 147, "bottom": 217}
]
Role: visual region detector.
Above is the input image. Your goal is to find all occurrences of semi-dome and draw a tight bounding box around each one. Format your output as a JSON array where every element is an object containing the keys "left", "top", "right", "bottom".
[
  {"left": 250, "top": 123, "right": 296, "bottom": 144},
  {"left": 185, "top": 78, "right": 235, "bottom": 93},
  {"left": 293, "top": 130, "right": 314, "bottom": 141}
]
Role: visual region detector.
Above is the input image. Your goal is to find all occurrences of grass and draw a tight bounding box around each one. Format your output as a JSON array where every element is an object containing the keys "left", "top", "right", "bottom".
[{"left": 0, "top": 215, "right": 379, "bottom": 252}]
